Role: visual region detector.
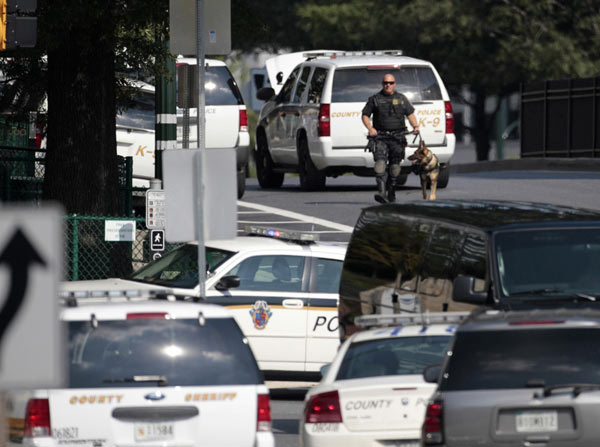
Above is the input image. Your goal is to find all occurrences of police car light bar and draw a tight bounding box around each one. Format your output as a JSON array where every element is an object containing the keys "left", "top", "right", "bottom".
[
  {"left": 354, "top": 311, "right": 471, "bottom": 328},
  {"left": 244, "top": 225, "right": 319, "bottom": 242},
  {"left": 58, "top": 289, "right": 179, "bottom": 307},
  {"left": 303, "top": 50, "right": 403, "bottom": 59}
]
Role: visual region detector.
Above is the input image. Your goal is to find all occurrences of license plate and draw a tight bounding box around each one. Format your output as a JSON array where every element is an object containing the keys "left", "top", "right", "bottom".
[
  {"left": 516, "top": 411, "right": 558, "bottom": 433},
  {"left": 134, "top": 422, "right": 174, "bottom": 442}
]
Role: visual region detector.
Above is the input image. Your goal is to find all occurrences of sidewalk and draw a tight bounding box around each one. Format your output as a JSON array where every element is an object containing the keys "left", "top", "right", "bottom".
[{"left": 451, "top": 140, "right": 600, "bottom": 173}]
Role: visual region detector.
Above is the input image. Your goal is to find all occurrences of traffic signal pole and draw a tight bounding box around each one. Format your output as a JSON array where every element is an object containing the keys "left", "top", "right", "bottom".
[{"left": 154, "top": 40, "right": 177, "bottom": 180}]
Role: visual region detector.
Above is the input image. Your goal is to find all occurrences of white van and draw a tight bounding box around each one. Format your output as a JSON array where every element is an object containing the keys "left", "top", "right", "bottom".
[{"left": 116, "top": 58, "right": 250, "bottom": 198}]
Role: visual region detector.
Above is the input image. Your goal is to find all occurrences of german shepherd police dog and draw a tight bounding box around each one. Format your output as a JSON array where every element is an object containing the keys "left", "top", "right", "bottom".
[{"left": 407, "top": 140, "right": 440, "bottom": 200}]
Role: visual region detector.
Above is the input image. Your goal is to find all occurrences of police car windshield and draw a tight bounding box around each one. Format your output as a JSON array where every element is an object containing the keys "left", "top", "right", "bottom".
[
  {"left": 332, "top": 67, "right": 442, "bottom": 103},
  {"left": 495, "top": 227, "right": 600, "bottom": 298},
  {"left": 68, "top": 318, "right": 262, "bottom": 388},
  {"left": 336, "top": 335, "right": 451, "bottom": 380},
  {"left": 128, "top": 244, "right": 234, "bottom": 288}
]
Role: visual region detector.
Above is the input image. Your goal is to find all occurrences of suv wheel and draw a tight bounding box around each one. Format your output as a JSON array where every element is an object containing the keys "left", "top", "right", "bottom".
[
  {"left": 436, "top": 164, "right": 450, "bottom": 189},
  {"left": 255, "top": 133, "right": 284, "bottom": 188},
  {"left": 396, "top": 173, "right": 408, "bottom": 187},
  {"left": 237, "top": 168, "right": 246, "bottom": 199},
  {"left": 298, "top": 137, "right": 326, "bottom": 191}
]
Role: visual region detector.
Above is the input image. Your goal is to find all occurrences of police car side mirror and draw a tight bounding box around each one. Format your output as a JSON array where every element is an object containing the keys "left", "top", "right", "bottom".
[
  {"left": 257, "top": 87, "right": 275, "bottom": 101},
  {"left": 215, "top": 275, "right": 241, "bottom": 291},
  {"left": 453, "top": 275, "right": 488, "bottom": 305},
  {"left": 423, "top": 364, "right": 442, "bottom": 384}
]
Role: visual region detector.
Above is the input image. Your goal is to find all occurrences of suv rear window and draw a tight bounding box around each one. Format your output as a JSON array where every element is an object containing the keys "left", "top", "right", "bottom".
[
  {"left": 441, "top": 329, "right": 600, "bottom": 391},
  {"left": 331, "top": 67, "right": 442, "bottom": 103},
  {"left": 68, "top": 317, "right": 262, "bottom": 388},
  {"left": 205, "top": 66, "right": 244, "bottom": 105},
  {"left": 177, "top": 66, "right": 244, "bottom": 106},
  {"left": 336, "top": 335, "right": 451, "bottom": 380}
]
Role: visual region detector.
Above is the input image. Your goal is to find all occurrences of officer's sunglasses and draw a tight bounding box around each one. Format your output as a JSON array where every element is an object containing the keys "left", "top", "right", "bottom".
[{"left": 382, "top": 81, "right": 395, "bottom": 85}]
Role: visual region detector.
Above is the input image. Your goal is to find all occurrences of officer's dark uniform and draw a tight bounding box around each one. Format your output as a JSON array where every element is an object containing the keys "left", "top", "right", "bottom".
[{"left": 362, "top": 91, "right": 415, "bottom": 203}]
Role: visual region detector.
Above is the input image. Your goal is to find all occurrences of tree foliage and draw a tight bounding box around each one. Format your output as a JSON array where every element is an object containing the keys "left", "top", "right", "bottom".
[{"left": 251, "top": 0, "right": 600, "bottom": 160}]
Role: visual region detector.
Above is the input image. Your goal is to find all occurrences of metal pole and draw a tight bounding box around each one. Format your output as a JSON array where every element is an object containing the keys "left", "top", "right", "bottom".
[
  {"left": 195, "top": 0, "right": 206, "bottom": 297},
  {"left": 155, "top": 40, "right": 177, "bottom": 179}
]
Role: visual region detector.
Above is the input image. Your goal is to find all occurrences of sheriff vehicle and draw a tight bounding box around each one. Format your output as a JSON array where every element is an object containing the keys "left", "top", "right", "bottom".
[
  {"left": 300, "top": 312, "right": 468, "bottom": 447},
  {"left": 6, "top": 290, "right": 274, "bottom": 447},
  {"left": 255, "top": 50, "right": 454, "bottom": 191},
  {"left": 61, "top": 228, "right": 347, "bottom": 380}
]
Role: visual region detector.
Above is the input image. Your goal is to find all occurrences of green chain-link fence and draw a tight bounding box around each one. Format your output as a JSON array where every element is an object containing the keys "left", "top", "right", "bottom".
[{"left": 64, "top": 215, "right": 182, "bottom": 281}]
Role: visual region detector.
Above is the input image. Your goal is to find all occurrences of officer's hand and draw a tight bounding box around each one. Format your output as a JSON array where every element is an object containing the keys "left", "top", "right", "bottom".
[
  {"left": 368, "top": 128, "right": 378, "bottom": 137},
  {"left": 412, "top": 126, "right": 420, "bottom": 135}
]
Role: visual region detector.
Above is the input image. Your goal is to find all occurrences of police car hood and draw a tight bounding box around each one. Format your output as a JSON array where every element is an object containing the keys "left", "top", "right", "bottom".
[{"left": 265, "top": 50, "right": 336, "bottom": 94}]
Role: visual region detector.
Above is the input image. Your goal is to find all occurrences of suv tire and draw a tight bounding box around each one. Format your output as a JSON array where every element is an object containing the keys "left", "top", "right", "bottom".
[
  {"left": 255, "top": 132, "right": 284, "bottom": 188},
  {"left": 436, "top": 164, "right": 450, "bottom": 188},
  {"left": 237, "top": 168, "right": 246, "bottom": 199},
  {"left": 298, "top": 137, "right": 326, "bottom": 191}
]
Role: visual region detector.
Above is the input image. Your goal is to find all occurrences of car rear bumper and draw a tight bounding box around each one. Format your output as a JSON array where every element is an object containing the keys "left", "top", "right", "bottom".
[
  {"left": 309, "top": 134, "right": 455, "bottom": 170},
  {"left": 301, "top": 423, "right": 421, "bottom": 447}
]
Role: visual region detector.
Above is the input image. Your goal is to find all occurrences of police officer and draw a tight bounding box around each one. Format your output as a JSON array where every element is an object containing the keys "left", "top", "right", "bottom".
[{"left": 362, "top": 74, "right": 419, "bottom": 203}]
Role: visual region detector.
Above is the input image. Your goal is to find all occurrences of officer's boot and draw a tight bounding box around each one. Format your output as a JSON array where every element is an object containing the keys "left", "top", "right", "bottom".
[
  {"left": 387, "top": 176, "right": 397, "bottom": 203},
  {"left": 374, "top": 177, "right": 387, "bottom": 204}
]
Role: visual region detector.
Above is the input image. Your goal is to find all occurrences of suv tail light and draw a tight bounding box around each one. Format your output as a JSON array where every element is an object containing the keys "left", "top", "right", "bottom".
[
  {"left": 239, "top": 108, "right": 248, "bottom": 133},
  {"left": 24, "top": 398, "right": 51, "bottom": 438},
  {"left": 318, "top": 104, "right": 330, "bottom": 137},
  {"left": 257, "top": 394, "right": 272, "bottom": 432},
  {"left": 423, "top": 400, "right": 443, "bottom": 445},
  {"left": 445, "top": 101, "right": 454, "bottom": 134},
  {"left": 305, "top": 390, "right": 342, "bottom": 423}
]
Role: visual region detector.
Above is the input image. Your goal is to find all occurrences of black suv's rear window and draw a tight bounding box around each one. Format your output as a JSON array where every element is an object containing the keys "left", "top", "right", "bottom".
[
  {"left": 441, "top": 329, "right": 600, "bottom": 391},
  {"left": 68, "top": 318, "right": 262, "bottom": 388},
  {"left": 332, "top": 67, "right": 442, "bottom": 103},
  {"left": 336, "top": 335, "right": 451, "bottom": 380}
]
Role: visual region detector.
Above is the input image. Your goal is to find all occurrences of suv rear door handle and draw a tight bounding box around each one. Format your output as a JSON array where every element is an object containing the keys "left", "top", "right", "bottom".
[{"left": 282, "top": 299, "right": 304, "bottom": 309}]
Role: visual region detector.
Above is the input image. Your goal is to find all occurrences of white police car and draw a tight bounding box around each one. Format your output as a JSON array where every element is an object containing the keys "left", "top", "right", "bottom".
[
  {"left": 61, "top": 228, "right": 347, "bottom": 379},
  {"left": 6, "top": 290, "right": 274, "bottom": 447},
  {"left": 255, "top": 50, "right": 454, "bottom": 191},
  {"left": 300, "top": 312, "right": 467, "bottom": 447}
]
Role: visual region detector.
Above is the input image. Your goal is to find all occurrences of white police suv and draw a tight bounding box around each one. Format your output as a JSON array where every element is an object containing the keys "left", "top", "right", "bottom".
[
  {"left": 6, "top": 290, "right": 274, "bottom": 447},
  {"left": 255, "top": 50, "right": 454, "bottom": 191},
  {"left": 116, "top": 58, "right": 250, "bottom": 198},
  {"left": 300, "top": 312, "right": 467, "bottom": 447},
  {"left": 61, "top": 228, "right": 347, "bottom": 379}
]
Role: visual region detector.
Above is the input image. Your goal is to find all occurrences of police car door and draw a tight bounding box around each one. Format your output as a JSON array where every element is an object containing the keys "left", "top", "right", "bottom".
[
  {"left": 268, "top": 67, "right": 300, "bottom": 165},
  {"left": 207, "top": 253, "right": 310, "bottom": 373},
  {"left": 306, "top": 256, "right": 343, "bottom": 372}
]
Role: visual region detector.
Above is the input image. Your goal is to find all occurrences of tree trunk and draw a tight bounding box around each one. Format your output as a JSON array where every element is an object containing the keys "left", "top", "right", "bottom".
[
  {"left": 43, "top": 0, "right": 120, "bottom": 216},
  {"left": 473, "top": 90, "right": 491, "bottom": 161}
]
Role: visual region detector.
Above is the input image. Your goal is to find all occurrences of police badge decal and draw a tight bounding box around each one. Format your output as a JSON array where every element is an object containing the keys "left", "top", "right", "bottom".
[{"left": 249, "top": 300, "right": 272, "bottom": 330}]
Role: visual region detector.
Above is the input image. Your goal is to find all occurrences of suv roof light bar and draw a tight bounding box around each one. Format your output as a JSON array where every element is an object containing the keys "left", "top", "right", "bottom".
[
  {"left": 303, "top": 50, "right": 403, "bottom": 59},
  {"left": 354, "top": 311, "right": 470, "bottom": 328},
  {"left": 58, "top": 289, "right": 180, "bottom": 306},
  {"left": 244, "top": 225, "right": 319, "bottom": 243}
]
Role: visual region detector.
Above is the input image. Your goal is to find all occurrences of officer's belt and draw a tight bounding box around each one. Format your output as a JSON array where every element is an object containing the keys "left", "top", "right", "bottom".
[{"left": 376, "top": 129, "right": 407, "bottom": 136}]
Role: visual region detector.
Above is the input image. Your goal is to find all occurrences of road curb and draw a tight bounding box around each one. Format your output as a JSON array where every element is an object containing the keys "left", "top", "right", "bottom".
[{"left": 451, "top": 158, "right": 600, "bottom": 174}]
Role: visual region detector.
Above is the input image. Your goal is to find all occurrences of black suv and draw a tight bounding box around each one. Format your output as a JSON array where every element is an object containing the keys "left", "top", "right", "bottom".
[{"left": 338, "top": 199, "right": 600, "bottom": 339}]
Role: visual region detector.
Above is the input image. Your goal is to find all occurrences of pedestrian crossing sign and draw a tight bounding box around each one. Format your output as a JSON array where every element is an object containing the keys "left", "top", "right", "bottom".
[{"left": 150, "top": 229, "right": 165, "bottom": 251}]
